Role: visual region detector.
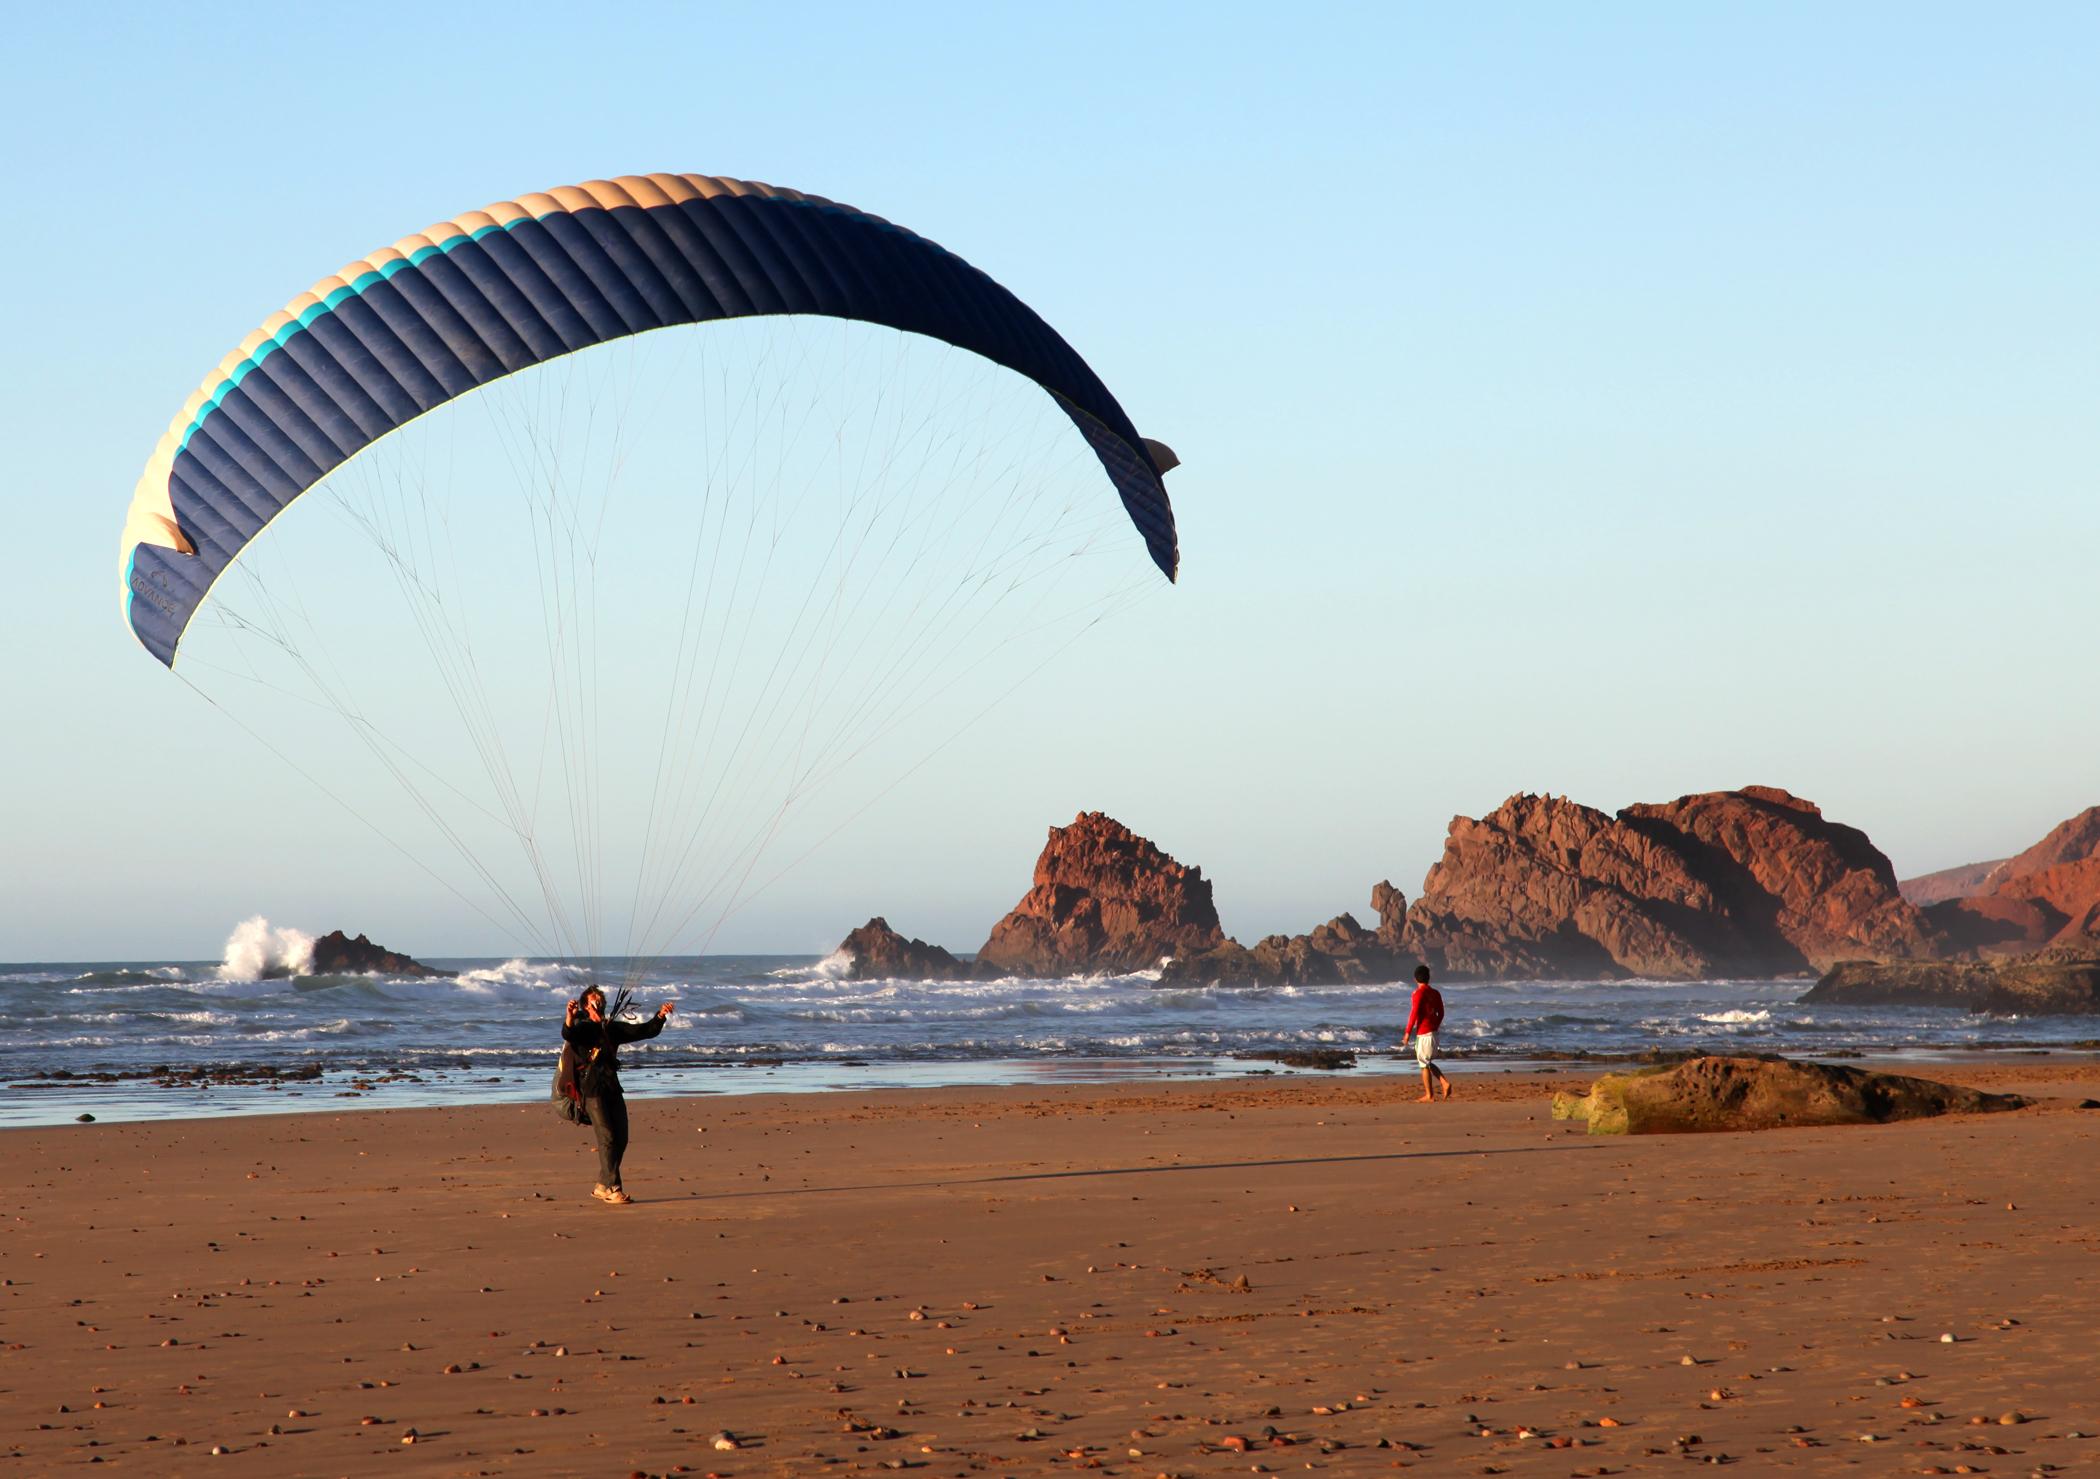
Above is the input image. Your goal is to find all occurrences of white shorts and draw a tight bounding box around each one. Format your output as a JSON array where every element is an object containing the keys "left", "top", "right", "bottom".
[{"left": 1414, "top": 1032, "right": 1438, "bottom": 1066}]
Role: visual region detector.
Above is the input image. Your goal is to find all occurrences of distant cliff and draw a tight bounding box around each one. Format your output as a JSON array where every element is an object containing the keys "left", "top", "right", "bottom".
[{"left": 1919, "top": 807, "right": 2100, "bottom": 955}]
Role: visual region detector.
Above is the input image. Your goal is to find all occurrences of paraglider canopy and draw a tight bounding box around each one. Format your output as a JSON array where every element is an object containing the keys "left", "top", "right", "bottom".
[{"left": 121, "top": 173, "right": 1180, "bottom": 666}]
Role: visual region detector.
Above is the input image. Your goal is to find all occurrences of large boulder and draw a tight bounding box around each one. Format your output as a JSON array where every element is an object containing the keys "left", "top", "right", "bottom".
[
  {"left": 1550, "top": 1055, "right": 2026, "bottom": 1135},
  {"left": 1403, "top": 788, "right": 1939, "bottom": 981},
  {"left": 1803, "top": 949, "right": 2100, "bottom": 1014},
  {"left": 836, "top": 917, "right": 974, "bottom": 980},
  {"left": 976, "top": 812, "right": 1227, "bottom": 976},
  {"left": 308, "top": 930, "right": 451, "bottom": 978}
]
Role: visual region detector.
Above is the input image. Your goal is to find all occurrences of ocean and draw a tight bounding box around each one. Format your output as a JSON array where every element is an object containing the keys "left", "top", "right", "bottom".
[{"left": 4, "top": 939, "right": 2093, "bottom": 1128}]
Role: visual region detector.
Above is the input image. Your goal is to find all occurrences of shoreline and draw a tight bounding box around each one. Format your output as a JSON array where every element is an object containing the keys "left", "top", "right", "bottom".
[
  {"left": 10, "top": 1042, "right": 2100, "bottom": 1131},
  {"left": 7, "top": 1062, "right": 2099, "bottom": 1475}
]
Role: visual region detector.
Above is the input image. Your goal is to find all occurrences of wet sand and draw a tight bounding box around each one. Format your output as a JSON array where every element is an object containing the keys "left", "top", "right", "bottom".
[{"left": 5, "top": 1059, "right": 2099, "bottom": 1475}]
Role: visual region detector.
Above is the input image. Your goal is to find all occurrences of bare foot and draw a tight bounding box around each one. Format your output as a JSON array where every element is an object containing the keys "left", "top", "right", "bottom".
[
  {"left": 1416, "top": 1093, "right": 1434, "bottom": 1103},
  {"left": 1440, "top": 1079, "right": 1453, "bottom": 1100}
]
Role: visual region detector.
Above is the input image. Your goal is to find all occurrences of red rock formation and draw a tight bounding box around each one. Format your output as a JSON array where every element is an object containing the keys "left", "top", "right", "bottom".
[
  {"left": 1404, "top": 788, "right": 1938, "bottom": 980},
  {"left": 976, "top": 812, "right": 1226, "bottom": 976},
  {"left": 1621, "top": 786, "right": 1941, "bottom": 970},
  {"left": 837, "top": 918, "right": 971, "bottom": 980}
]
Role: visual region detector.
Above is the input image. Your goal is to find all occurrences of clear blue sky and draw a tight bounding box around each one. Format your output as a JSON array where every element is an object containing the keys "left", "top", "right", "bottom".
[{"left": 3, "top": 2, "right": 2095, "bottom": 960}]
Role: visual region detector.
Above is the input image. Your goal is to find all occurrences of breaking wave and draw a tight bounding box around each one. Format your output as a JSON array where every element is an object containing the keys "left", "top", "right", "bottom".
[{"left": 218, "top": 916, "right": 314, "bottom": 981}]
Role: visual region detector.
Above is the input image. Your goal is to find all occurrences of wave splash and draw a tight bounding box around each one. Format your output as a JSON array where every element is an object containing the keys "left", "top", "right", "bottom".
[{"left": 218, "top": 916, "right": 315, "bottom": 981}]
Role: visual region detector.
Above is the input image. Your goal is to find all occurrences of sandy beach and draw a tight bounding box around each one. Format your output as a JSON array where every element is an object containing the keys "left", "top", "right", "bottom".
[{"left": 6, "top": 1060, "right": 2099, "bottom": 1476}]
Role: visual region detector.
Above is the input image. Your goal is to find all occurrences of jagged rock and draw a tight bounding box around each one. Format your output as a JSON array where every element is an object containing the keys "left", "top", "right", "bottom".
[
  {"left": 1550, "top": 1055, "right": 2026, "bottom": 1135},
  {"left": 976, "top": 812, "right": 1226, "bottom": 976},
  {"left": 1158, "top": 888, "right": 1413, "bottom": 987},
  {"left": 837, "top": 918, "right": 974, "bottom": 980},
  {"left": 1803, "top": 950, "right": 2100, "bottom": 1014},
  {"left": 1370, "top": 880, "right": 1408, "bottom": 945},
  {"left": 308, "top": 931, "right": 451, "bottom": 978},
  {"left": 1403, "top": 788, "right": 1937, "bottom": 981}
]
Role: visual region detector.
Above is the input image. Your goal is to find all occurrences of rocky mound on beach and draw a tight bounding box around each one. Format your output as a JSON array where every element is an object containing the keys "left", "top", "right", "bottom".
[
  {"left": 1401, "top": 787, "right": 1937, "bottom": 980},
  {"left": 307, "top": 930, "right": 451, "bottom": 978},
  {"left": 839, "top": 917, "right": 975, "bottom": 981},
  {"left": 1551, "top": 1055, "right": 2026, "bottom": 1135},
  {"left": 974, "top": 812, "right": 1227, "bottom": 976},
  {"left": 1920, "top": 806, "right": 2100, "bottom": 956},
  {"left": 1803, "top": 948, "right": 2100, "bottom": 1014}
]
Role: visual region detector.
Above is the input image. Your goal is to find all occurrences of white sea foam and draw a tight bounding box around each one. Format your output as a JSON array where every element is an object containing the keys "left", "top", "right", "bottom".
[
  {"left": 219, "top": 916, "right": 315, "bottom": 981},
  {"left": 1700, "top": 1008, "right": 1773, "bottom": 1026},
  {"left": 453, "top": 959, "right": 588, "bottom": 994}
]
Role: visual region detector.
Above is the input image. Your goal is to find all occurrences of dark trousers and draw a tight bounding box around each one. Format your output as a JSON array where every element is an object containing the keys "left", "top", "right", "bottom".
[{"left": 584, "top": 1088, "right": 629, "bottom": 1189}]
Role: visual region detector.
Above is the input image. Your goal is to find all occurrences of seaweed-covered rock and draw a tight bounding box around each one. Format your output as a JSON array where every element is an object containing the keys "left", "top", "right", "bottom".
[{"left": 1551, "top": 1055, "right": 2025, "bottom": 1135}]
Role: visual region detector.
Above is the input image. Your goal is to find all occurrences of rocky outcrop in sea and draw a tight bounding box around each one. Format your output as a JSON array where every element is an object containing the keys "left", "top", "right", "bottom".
[
  {"left": 973, "top": 812, "right": 1227, "bottom": 976},
  {"left": 1401, "top": 786, "right": 1936, "bottom": 980},
  {"left": 1159, "top": 882, "right": 1410, "bottom": 987},
  {"left": 838, "top": 917, "right": 975, "bottom": 981},
  {"left": 308, "top": 930, "right": 452, "bottom": 978}
]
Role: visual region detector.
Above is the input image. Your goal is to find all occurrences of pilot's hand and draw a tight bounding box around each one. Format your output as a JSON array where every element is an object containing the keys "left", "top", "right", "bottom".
[
  {"left": 564, "top": 1000, "right": 578, "bottom": 1026},
  {"left": 657, "top": 1001, "right": 676, "bottom": 1019}
]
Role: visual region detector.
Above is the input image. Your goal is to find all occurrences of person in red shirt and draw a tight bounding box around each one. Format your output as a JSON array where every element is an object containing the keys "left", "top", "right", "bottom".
[{"left": 1402, "top": 964, "right": 1452, "bottom": 1102}]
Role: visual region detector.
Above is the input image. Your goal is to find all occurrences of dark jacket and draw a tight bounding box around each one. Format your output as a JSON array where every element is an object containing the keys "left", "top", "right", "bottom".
[{"left": 561, "top": 1012, "right": 666, "bottom": 1096}]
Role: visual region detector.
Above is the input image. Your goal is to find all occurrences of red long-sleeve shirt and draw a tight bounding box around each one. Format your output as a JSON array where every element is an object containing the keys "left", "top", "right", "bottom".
[{"left": 1404, "top": 983, "right": 1445, "bottom": 1037}]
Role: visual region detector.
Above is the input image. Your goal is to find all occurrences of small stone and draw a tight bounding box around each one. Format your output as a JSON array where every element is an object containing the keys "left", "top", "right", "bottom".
[{"left": 711, "top": 1433, "right": 740, "bottom": 1451}]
